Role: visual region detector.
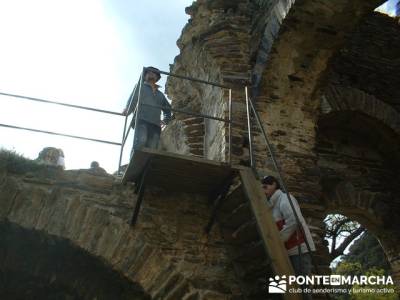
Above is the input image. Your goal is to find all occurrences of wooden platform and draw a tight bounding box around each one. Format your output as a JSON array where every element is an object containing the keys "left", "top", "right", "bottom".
[{"left": 122, "top": 148, "right": 235, "bottom": 195}]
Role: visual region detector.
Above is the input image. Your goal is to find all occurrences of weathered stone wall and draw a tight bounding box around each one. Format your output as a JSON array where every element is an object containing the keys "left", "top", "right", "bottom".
[
  {"left": 315, "top": 109, "right": 400, "bottom": 280},
  {"left": 163, "top": 0, "right": 296, "bottom": 164},
  {"left": 0, "top": 166, "right": 242, "bottom": 299},
  {"left": 3, "top": 1, "right": 400, "bottom": 298},
  {"left": 249, "top": 1, "right": 400, "bottom": 282},
  {"left": 0, "top": 221, "right": 149, "bottom": 300},
  {"left": 160, "top": 119, "right": 190, "bottom": 155},
  {"left": 253, "top": 0, "right": 384, "bottom": 198},
  {"left": 165, "top": 0, "right": 256, "bottom": 163},
  {"left": 163, "top": 0, "right": 400, "bottom": 285},
  {"left": 328, "top": 13, "right": 400, "bottom": 112},
  {"left": 313, "top": 13, "right": 400, "bottom": 280}
]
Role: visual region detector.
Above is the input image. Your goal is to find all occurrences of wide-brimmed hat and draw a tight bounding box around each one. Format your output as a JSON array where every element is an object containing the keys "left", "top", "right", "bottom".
[{"left": 144, "top": 66, "right": 161, "bottom": 81}]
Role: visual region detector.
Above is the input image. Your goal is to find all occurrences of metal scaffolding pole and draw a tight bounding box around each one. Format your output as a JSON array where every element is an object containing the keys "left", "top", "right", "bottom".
[
  {"left": 132, "top": 68, "right": 145, "bottom": 151},
  {"left": 228, "top": 89, "right": 232, "bottom": 164},
  {"left": 0, "top": 123, "right": 121, "bottom": 146},
  {"left": 0, "top": 91, "right": 123, "bottom": 116},
  {"left": 245, "top": 86, "right": 255, "bottom": 168}
]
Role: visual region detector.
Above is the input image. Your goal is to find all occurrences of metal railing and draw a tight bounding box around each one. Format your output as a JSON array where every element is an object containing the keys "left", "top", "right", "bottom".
[
  {"left": 0, "top": 69, "right": 320, "bottom": 282},
  {"left": 118, "top": 67, "right": 233, "bottom": 174},
  {"left": 244, "top": 86, "right": 323, "bottom": 285},
  {"left": 0, "top": 91, "right": 123, "bottom": 146},
  {"left": 0, "top": 68, "right": 234, "bottom": 173}
]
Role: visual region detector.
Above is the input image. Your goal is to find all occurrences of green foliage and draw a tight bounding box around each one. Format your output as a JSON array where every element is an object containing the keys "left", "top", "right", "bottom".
[
  {"left": 342, "top": 232, "right": 390, "bottom": 272},
  {"left": 329, "top": 222, "right": 395, "bottom": 300},
  {"left": 333, "top": 262, "right": 397, "bottom": 300},
  {"left": 335, "top": 261, "right": 363, "bottom": 277},
  {"left": 351, "top": 267, "right": 397, "bottom": 300},
  {"left": 0, "top": 148, "right": 44, "bottom": 174},
  {"left": 351, "top": 293, "right": 398, "bottom": 300}
]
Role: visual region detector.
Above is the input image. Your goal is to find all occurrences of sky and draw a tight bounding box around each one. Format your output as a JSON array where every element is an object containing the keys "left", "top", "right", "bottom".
[
  {"left": 376, "top": 0, "right": 399, "bottom": 15},
  {"left": 0, "top": 0, "right": 397, "bottom": 174},
  {"left": 0, "top": 0, "right": 192, "bottom": 173}
]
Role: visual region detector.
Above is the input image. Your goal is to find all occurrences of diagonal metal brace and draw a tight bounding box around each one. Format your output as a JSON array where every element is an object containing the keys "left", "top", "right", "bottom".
[
  {"left": 205, "top": 173, "right": 236, "bottom": 233},
  {"left": 130, "top": 160, "right": 151, "bottom": 226}
]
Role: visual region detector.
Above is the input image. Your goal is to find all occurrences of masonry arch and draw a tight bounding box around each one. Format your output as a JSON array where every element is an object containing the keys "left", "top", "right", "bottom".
[
  {"left": 322, "top": 85, "right": 400, "bottom": 136},
  {"left": 318, "top": 86, "right": 400, "bottom": 168},
  {"left": 316, "top": 92, "right": 400, "bottom": 284},
  {"left": 321, "top": 182, "right": 399, "bottom": 285},
  {"left": 0, "top": 169, "right": 240, "bottom": 299},
  {"left": 258, "top": 0, "right": 386, "bottom": 105},
  {"left": 323, "top": 212, "right": 389, "bottom": 272},
  {"left": 0, "top": 220, "right": 150, "bottom": 300}
]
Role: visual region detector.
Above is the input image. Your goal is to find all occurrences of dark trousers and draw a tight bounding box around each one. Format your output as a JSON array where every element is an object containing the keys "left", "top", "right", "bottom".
[
  {"left": 133, "top": 120, "right": 161, "bottom": 149},
  {"left": 290, "top": 253, "right": 313, "bottom": 300},
  {"left": 290, "top": 252, "right": 312, "bottom": 276},
  {"left": 132, "top": 120, "right": 161, "bottom": 155}
]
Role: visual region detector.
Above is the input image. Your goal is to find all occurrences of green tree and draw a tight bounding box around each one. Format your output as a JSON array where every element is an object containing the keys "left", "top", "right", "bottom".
[
  {"left": 326, "top": 216, "right": 395, "bottom": 300},
  {"left": 342, "top": 232, "right": 390, "bottom": 273},
  {"left": 325, "top": 214, "right": 365, "bottom": 261}
]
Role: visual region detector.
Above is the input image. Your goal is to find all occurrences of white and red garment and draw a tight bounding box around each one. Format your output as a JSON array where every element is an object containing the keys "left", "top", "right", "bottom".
[{"left": 268, "top": 189, "right": 316, "bottom": 256}]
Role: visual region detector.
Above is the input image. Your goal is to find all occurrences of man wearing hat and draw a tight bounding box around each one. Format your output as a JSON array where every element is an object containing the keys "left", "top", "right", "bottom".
[
  {"left": 261, "top": 175, "right": 316, "bottom": 277},
  {"left": 123, "top": 66, "right": 172, "bottom": 151}
]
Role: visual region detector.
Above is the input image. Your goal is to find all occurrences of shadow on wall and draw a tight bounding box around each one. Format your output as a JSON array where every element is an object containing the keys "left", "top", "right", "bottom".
[{"left": 0, "top": 221, "right": 150, "bottom": 300}]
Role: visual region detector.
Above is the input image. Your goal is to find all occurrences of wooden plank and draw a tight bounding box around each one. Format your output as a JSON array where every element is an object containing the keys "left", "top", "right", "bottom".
[
  {"left": 239, "top": 168, "right": 301, "bottom": 300},
  {"left": 122, "top": 150, "right": 152, "bottom": 184},
  {"left": 123, "top": 148, "right": 234, "bottom": 195},
  {"left": 141, "top": 147, "right": 231, "bottom": 168},
  {"left": 149, "top": 165, "right": 229, "bottom": 183},
  {"left": 151, "top": 155, "right": 229, "bottom": 172},
  {"left": 147, "top": 165, "right": 227, "bottom": 184},
  {"left": 144, "top": 174, "right": 214, "bottom": 194}
]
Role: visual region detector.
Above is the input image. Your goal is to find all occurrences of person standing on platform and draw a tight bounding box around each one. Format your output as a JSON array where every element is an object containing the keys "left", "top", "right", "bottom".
[{"left": 122, "top": 67, "right": 172, "bottom": 153}]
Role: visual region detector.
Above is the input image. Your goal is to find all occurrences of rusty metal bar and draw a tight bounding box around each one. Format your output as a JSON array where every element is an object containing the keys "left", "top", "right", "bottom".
[
  {"left": 0, "top": 123, "right": 121, "bottom": 146},
  {"left": 132, "top": 68, "right": 145, "bottom": 151},
  {"left": 0, "top": 91, "right": 123, "bottom": 116},
  {"left": 245, "top": 86, "right": 254, "bottom": 168},
  {"left": 228, "top": 89, "right": 232, "bottom": 164},
  {"left": 139, "top": 103, "right": 241, "bottom": 126},
  {"left": 118, "top": 115, "right": 129, "bottom": 174}
]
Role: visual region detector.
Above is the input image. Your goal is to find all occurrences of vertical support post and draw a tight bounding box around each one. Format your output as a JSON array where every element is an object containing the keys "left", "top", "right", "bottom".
[
  {"left": 130, "top": 166, "right": 148, "bottom": 226},
  {"left": 118, "top": 115, "right": 128, "bottom": 174},
  {"left": 245, "top": 86, "right": 254, "bottom": 168},
  {"left": 132, "top": 67, "right": 145, "bottom": 152},
  {"left": 228, "top": 89, "right": 232, "bottom": 165}
]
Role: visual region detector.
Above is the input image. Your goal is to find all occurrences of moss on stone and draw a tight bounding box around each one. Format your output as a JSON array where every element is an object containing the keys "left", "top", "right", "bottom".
[{"left": 0, "top": 148, "right": 45, "bottom": 175}]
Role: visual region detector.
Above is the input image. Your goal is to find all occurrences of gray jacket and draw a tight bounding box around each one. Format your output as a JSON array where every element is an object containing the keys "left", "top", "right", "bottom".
[{"left": 126, "top": 82, "right": 172, "bottom": 127}]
